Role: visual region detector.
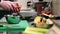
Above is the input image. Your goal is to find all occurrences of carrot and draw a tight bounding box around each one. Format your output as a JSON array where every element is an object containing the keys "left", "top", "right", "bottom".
[{"left": 38, "top": 22, "right": 45, "bottom": 25}]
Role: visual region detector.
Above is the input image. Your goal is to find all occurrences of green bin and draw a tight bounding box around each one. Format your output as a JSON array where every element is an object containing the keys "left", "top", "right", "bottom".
[
  {"left": 6, "top": 20, "right": 28, "bottom": 34},
  {"left": 6, "top": 16, "right": 20, "bottom": 24},
  {"left": 0, "top": 16, "right": 28, "bottom": 34},
  {"left": 0, "top": 25, "right": 7, "bottom": 32}
]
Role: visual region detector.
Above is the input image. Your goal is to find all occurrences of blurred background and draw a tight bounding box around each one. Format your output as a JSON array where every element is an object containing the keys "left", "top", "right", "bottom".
[{"left": 0, "top": 0, "right": 60, "bottom": 34}]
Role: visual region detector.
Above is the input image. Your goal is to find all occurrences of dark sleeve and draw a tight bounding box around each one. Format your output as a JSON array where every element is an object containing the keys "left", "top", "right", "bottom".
[
  {"left": 0, "top": 10, "right": 12, "bottom": 19},
  {"left": 0, "top": 0, "right": 1, "bottom": 2}
]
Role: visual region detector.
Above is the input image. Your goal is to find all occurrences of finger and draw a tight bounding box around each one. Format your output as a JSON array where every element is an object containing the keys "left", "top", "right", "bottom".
[
  {"left": 11, "top": 2, "right": 21, "bottom": 10},
  {"left": 10, "top": 2, "right": 21, "bottom": 12},
  {"left": 8, "top": 3, "right": 14, "bottom": 11},
  {"left": 11, "top": 3, "right": 17, "bottom": 12},
  {"left": 16, "top": 3, "right": 21, "bottom": 12},
  {"left": 10, "top": 2, "right": 17, "bottom": 12},
  {"left": 15, "top": 3, "right": 21, "bottom": 12}
]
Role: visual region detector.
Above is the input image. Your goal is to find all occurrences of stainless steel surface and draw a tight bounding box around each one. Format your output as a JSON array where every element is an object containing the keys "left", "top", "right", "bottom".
[
  {"left": 46, "top": 25, "right": 60, "bottom": 34},
  {"left": 53, "top": 20, "right": 60, "bottom": 26},
  {"left": 20, "top": 11, "right": 37, "bottom": 17}
]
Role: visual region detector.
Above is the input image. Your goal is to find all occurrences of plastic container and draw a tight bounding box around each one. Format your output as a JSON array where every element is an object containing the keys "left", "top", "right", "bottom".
[
  {"left": 0, "top": 25, "right": 7, "bottom": 32},
  {"left": 6, "top": 20, "right": 28, "bottom": 34},
  {"left": 6, "top": 16, "right": 20, "bottom": 24},
  {"left": 0, "top": 17, "right": 28, "bottom": 34}
]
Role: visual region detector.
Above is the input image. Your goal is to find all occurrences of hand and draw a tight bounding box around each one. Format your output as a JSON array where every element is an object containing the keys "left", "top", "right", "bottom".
[
  {"left": 1, "top": 0, "right": 17, "bottom": 2},
  {"left": 0, "top": 1, "right": 21, "bottom": 13}
]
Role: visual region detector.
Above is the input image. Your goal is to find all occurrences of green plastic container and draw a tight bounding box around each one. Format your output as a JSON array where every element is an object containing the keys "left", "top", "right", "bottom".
[
  {"left": 0, "top": 16, "right": 28, "bottom": 34},
  {"left": 0, "top": 20, "right": 28, "bottom": 34},
  {"left": 6, "top": 16, "right": 20, "bottom": 24},
  {"left": 7, "top": 20, "right": 28, "bottom": 31},
  {"left": 0, "top": 25, "right": 7, "bottom": 32},
  {"left": 6, "top": 20, "right": 28, "bottom": 34}
]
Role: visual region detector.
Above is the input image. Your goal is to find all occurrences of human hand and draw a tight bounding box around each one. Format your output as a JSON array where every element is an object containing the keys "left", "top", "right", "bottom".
[{"left": 0, "top": 1, "right": 21, "bottom": 13}]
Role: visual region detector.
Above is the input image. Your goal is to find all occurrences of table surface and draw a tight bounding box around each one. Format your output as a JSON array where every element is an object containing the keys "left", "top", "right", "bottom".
[{"left": 46, "top": 25, "right": 60, "bottom": 34}]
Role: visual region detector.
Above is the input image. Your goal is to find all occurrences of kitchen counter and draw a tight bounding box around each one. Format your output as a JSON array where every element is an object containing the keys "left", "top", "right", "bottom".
[{"left": 46, "top": 25, "right": 60, "bottom": 34}]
